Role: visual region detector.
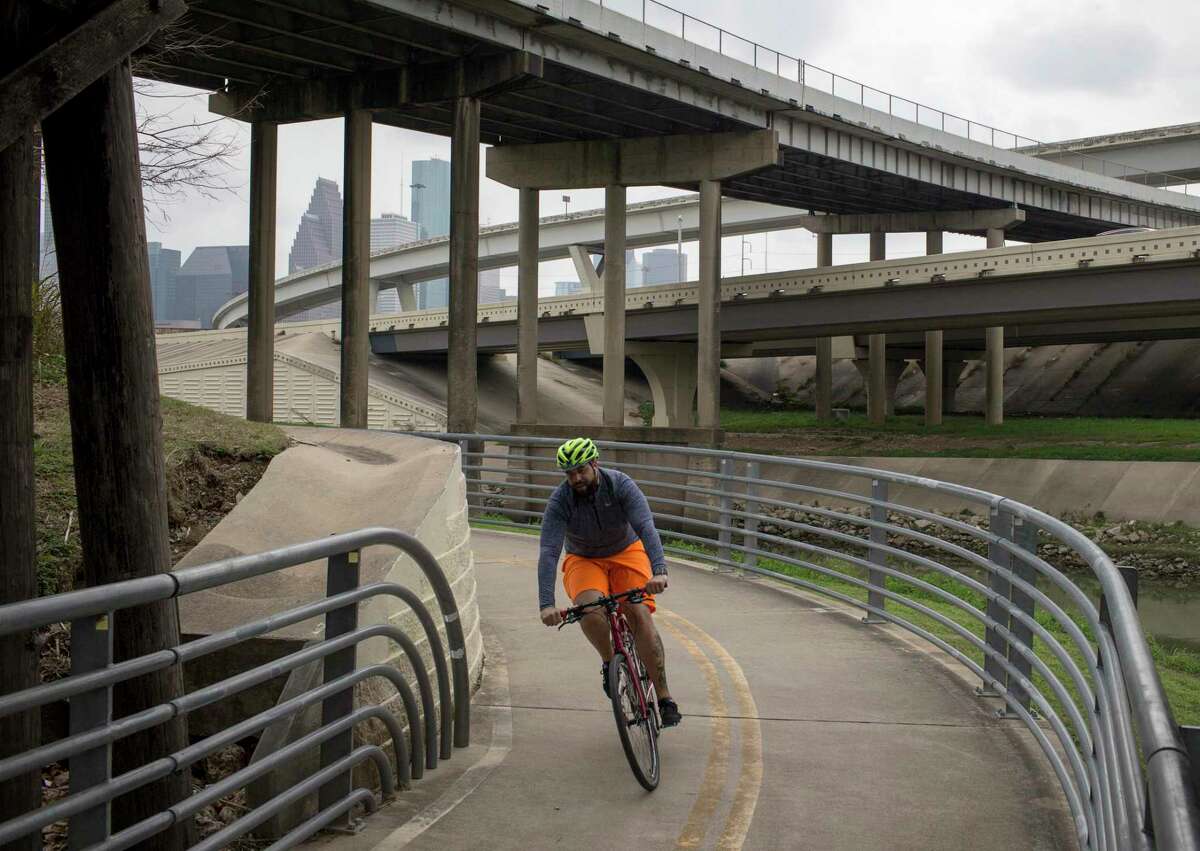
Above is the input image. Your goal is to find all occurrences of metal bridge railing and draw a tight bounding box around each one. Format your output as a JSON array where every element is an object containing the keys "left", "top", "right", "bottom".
[
  {"left": 0, "top": 527, "right": 471, "bottom": 849},
  {"left": 531, "top": 0, "right": 1195, "bottom": 194},
  {"left": 437, "top": 432, "right": 1199, "bottom": 851}
]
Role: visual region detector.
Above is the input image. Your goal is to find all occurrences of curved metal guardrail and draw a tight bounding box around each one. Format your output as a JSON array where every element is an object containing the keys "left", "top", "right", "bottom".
[
  {"left": 438, "top": 432, "right": 1199, "bottom": 851},
  {"left": 0, "top": 527, "right": 470, "bottom": 849}
]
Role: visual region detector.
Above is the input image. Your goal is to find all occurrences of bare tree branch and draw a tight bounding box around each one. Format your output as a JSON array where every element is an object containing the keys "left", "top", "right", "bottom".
[{"left": 127, "top": 25, "right": 267, "bottom": 221}]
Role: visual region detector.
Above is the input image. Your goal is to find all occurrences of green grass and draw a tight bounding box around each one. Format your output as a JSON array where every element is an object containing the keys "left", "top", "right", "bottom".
[
  {"left": 34, "top": 387, "right": 290, "bottom": 596},
  {"left": 659, "top": 535, "right": 1200, "bottom": 727},
  {"left": 720, "top": 409, "right": 1200, "bottom": 462}
]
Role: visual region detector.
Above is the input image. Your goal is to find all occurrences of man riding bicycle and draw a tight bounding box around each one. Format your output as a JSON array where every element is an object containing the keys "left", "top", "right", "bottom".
[{"left": 538, "top": 437, "right": 682, "bottom": 728}]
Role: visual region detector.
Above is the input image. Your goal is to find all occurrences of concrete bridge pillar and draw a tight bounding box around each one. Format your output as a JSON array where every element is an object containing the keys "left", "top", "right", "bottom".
[
  {"left": 924, "top": 230, "right": 945, "bottom": 426},
  {"left": 602, "top": 184, "right": 627, "bottom": 427},
  {"left": 517, "top": 187, "right": 539, "bottom": 425},
  {"left": 246, "top": 121, "right": 277, "bottom": 423},
  {"left": 339, "top": 108, "right": 372, "bottom": 428},
  {"left": 394, "top": 281, "right": 417, "bottom": 312},
  {"left": 867, "top": 231, "right": 888, "bottom": 425},
  {"left": 631, "top": 345, "right": 697, "bottom": 427},
  {"left": 447, "top": 95, "right": 481, "bottom": 434},
  {"left": 697, "top": 179, "right": 722, "bottom": 430},
  {"left": 814, "top": 232, "right": 834, "bottom": 422},
  {"left": 568, "top": 244, "right": 601, "bottom": 293},
  {"left": 985, "top": 227, "right": 1005, "bottom": 426},
  {"left": 943, "top": 358, "right": 966, "bottom": 413}
]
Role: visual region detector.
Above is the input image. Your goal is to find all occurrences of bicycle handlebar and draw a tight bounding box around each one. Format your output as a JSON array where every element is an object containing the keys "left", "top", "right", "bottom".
[{"left": 557, "top": 587, "right": 648, "bottom": 629}]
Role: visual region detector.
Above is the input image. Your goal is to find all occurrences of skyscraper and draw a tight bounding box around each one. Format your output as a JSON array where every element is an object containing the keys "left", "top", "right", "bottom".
[
  {"left": 411, "top": 159, "right": 451, "bottom": 310},
  {"left": 371, "top": 212, "right": 421, "bottom": 252},
  {"left": 147, "top": 241, "right": 182, "bottom": 322},
  {"left": 555, "top": 280, "right": 585, "bottom": 296},
  {"left": 372, "top": 213, "right": 422, "bottom": 313},
  {"left": 641, "top": 248, "right": 687, "bottom": 285},
  {"left": 478, "top": 269, "right": 507, "bottom": 305},
  {"left": 288, "top": 177, "right": 343, "bottom": 274},
  {"left": 176, "top": 245, "right": 248, "bottom": 329}
]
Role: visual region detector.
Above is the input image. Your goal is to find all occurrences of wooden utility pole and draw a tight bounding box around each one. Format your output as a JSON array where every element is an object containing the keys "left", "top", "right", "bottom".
[
  {"left": 0, "top": 8, "right": 42, "bottom": 841},
  {"left": 42, "top": 55, "right": 192, "bottom": 847}
]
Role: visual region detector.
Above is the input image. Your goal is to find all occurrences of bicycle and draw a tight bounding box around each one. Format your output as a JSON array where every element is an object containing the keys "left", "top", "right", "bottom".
[{"left": 559, "top": 587, "right": 661, "bottom": 790}]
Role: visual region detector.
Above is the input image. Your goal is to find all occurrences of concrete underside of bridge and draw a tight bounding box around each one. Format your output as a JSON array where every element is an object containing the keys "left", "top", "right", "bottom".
[{"left": 129, "top": 0, "right": 1200, "bottom": 436}]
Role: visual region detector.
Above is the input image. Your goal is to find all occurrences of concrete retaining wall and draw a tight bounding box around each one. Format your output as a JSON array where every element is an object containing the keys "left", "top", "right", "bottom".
[
  {"left": 749, "top": 456, "right": 1200, "bottom": 524},
  {"left": 176, "top": 427, "right": 482, "bottom": 837},
  {"left": 486, "top": 443, "right": 1200, "bottom": 528}
]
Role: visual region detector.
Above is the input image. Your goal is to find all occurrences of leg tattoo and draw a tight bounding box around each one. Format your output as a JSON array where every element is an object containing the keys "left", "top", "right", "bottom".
[{"left": 653, "top": 630, "right": 668, "bottom": 693}]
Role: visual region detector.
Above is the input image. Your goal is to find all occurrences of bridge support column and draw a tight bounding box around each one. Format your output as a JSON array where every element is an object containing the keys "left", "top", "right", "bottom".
[
  {"left": 448, "top": 95, "right": 481, "bottom": 433},
  {"left": 814, "top": 232, "right": 834, "bottom": 422},
  {"left": 517, "top": 187, "right": 539, "bottom": 425},
  {"left": 395, "top": 282, "right": 417, "bottom": 312},
  {"left": 985, "top": 227, "right": 1005, "bottom": 426},
  {"left": 247, "top": 121, "right": 277, "bottom": 423},
  {"left": 568, "top": 244, "right": 601, "bottom": 293},
  {"left": 0, "top": 94, "right": 41, "bottom": 848},
  {"left": 339, "top": 109, "right": 372, "bottom": 428},
  {"left": 924, "top": 230, "right": 944, "bottom": 427},
  {"left": 602, "top": 184, "right": 627, "bottom": 427},
  {"left": 697, "top": 179, "right": 721, "bottom": 430},
  {"left": 867, "top": 231, "right": 888, "bottom": 425},
  {"left": 42, "top": 57, "right": 194, "bottom": 845},
  {"left": 631, "top": 345, "right": 697, "bottom": 427}
]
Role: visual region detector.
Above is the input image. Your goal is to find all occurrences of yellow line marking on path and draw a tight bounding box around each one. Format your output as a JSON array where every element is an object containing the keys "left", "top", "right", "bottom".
[
  {"left": 660, "top": 613, "right": 731, "bottom": 849},
  {"left": 667, "top": 610, "right": 764, "bottom": 851}
]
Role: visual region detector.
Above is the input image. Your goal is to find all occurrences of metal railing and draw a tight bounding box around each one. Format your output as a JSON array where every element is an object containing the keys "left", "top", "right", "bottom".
[
  {"left": 438, "top": 432, "right": 1199, "bottom": 851},
  {"left": 0, "top": 527, "right": 471, "bottom": 849},
  {"left": 532, "top": 0, "right": 1194, "bottom": 194}
]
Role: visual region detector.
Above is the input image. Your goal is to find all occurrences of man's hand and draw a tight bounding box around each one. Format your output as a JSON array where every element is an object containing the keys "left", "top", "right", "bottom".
[
  {"left": 540, "top": 606, "right": 563, "bottom": 627},
  {"left": 645, "top": 574, "right": 668, "bottom": 594}
]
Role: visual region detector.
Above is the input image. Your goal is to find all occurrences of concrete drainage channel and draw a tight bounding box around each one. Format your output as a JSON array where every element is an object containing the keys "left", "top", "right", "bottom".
[
  {"left": 0, "top": 529, "right": 470, "bottom": 849},
  {"left": 438, "top": 432, "right": 1200, "bottom": 851}
]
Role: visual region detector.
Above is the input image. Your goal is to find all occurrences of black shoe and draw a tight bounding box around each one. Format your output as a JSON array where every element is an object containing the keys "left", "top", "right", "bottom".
[
  {"left": 658, "top": 698, "right": 682, "bottom": 728},
  {"left": 601, "top": 661, "right": 611, "bottom": 698}
]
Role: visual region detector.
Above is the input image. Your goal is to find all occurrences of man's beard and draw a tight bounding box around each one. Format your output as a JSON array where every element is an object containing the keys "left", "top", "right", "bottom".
[{"left": 572, "top": 477, "right": 598, "bottom": 496}]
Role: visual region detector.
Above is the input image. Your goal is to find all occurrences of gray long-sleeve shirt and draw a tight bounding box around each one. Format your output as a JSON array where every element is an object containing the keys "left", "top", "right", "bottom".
[{"left": 536, "top": 467, "right": 667, "bottom": 609}]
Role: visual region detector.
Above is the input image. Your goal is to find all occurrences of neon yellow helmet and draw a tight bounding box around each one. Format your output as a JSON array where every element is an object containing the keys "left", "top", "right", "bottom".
[{"left": 556, "top": 437, "right": 599, "bottom": 470}]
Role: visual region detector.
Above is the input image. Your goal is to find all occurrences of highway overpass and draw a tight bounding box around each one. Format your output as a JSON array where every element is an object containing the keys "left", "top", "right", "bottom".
[
  {"left": 137, "top": 0, "right": 1200, "bottom": 432},
  {"left": 1026, "top": 122, "right": 1200, "bottom": 187},
  {"left": 212, "top": 195, "right": 814, "bottom": 329},
  {"left": 157, "top": 0, "right": 1200, "bottom": 241},
  {"left": 369, "top": 225, "right": 1200, "bottom": 353}
]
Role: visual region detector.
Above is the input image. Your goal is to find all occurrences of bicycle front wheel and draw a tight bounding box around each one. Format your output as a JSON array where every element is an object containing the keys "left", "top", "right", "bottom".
[{"left": 609, "top": 653, "right": 660, "bottom": 791}]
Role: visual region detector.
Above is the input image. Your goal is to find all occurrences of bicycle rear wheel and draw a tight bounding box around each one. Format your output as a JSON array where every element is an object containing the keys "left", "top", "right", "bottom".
[{"left": 609, "top": 653, "right": 660, "bottom": 791}]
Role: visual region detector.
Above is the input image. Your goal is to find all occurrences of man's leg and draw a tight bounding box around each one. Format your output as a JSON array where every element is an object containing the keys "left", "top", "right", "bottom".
[
  {"left": 573, "top": 589, "right": 612, "bottom": 661},
  {"left": 621, "top": 602, "right": 671, "bottom": 701}
]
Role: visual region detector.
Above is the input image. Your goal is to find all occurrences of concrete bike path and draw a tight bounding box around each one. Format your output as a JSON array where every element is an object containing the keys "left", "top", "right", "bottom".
[{"left": 332, "top": 530, "right": 1074, "bottom": 851}]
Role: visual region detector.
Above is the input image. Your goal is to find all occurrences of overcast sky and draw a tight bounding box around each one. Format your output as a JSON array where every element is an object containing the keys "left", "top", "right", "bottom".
[{"left": 132, "top": 0, "right": 1200, "bottom": 294}]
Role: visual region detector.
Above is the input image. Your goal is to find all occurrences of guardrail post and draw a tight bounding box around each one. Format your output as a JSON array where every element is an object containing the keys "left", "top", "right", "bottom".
[
  {"left": 743, "top": 460, "right": 760, "bottom": 570},
  {"left": 980, "top": 504, "right": 1013, "bottom": 698},
  {"left": 319, "top": 548, "right": 362, "bottom": 830},
  {"left": 717, "top": 457, "right": 733, "bottom": 569},
  {"left": 68, "top": 612, "right": 114, "bottom": 850},
  {"left": 1007, "top": 516, "right": 1038, "bottom": 713},
  {"left": 862, "top": 479, "right": 887, "bottom": 624},
  {"left": 1099, "top": 566, "right": 1139, "bottom": 633}
]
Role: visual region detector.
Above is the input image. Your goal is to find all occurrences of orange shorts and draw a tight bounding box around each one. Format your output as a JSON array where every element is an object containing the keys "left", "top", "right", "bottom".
[{"left": 563, "top": 540, "right": 656, "bottom": 613}]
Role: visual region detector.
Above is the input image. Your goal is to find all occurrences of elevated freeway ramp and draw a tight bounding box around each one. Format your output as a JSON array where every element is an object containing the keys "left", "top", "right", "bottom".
[{"left": 327, "top": 531, "right": 1073, "bottom": 851}]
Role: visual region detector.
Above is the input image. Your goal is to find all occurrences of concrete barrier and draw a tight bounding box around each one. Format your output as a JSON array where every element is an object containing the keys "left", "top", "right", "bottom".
[{"left": 177, "top": 427, "right": 482, "bottom": 837}]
